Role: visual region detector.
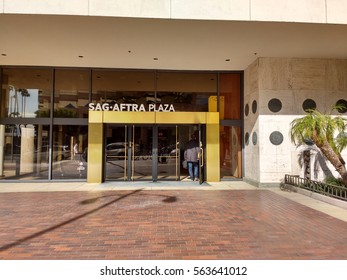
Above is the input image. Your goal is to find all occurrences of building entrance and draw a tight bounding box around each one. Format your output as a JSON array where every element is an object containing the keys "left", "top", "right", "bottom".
[{"left": 104, "top": 124, "right": 205, "bottom": 182}]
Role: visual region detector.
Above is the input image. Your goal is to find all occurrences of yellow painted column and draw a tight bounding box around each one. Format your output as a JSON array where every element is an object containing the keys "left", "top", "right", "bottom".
[
  {"left": 87, "top": 122, "right": 104, "bottom": 183},
  {"left": 206, "top": 113, "right": 220, "bottom": 182}
]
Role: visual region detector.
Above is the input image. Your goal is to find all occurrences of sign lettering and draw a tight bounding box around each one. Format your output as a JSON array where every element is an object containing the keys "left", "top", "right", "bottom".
[{"left": 89, "top": 103, "right": 175, "bottom": 112}]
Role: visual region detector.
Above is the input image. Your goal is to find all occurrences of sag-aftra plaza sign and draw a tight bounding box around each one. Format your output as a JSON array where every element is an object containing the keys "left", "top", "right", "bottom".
[{"left": 88, "top": 103, "right": 175, "bottom": 112}]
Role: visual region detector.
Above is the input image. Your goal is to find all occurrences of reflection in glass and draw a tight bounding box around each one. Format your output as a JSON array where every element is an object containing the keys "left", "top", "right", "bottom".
[
  {"left": 92, "top": 71, "right": 218, "bottom": 112},
  {"left": 220, "top": 126, "right": 242, "bottom": 179},
  {"left": 157, "top": 72, "right": 217, "bottom": 112},
  {"left": 220, "top": 73, "right": 241, "bottom": 119},
  {"left": 104, "top": 125, "right": 200, "bottom": 181},
  {"left": 157, "top": 126, "right": 179, "bottom": 180},
  {"left": 54, "top": 69, "right": 90, "bottom": 118},
  {"left": 92, "top": 70, "right": 155, "bottom": 111},
  {"left": 52, "top": 125, "right": 88, "bottom": 179},
  {"left": 105, "top": 126, "right": 128, "bottom": 180},
  {"left": 133, "top": 126, "right": 153, "bottom": 180},
  {"left": 105, "top": 125, "right": 154, "bottom": 181},
  {"left": 179, "top": 125, "right": 200, "bottom": 179},
  {"left": 1, "top": 68, "right": 52, "bottom": 118},
  {"left": 1, "top": 124, "right": 50, "bottom": 180}
]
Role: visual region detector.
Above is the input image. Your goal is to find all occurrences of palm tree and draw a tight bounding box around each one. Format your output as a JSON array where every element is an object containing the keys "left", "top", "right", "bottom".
[
  {"left": 290, "top": 107, "right": 347, "bottom": 185},
  {"left": 19, "top": 89, "right": 30, "bottom": 117}
]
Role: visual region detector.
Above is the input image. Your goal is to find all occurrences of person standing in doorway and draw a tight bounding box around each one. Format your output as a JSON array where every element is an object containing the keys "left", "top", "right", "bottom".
[{"left": 184, "top": 133, "right": 200, "bottom": 181}]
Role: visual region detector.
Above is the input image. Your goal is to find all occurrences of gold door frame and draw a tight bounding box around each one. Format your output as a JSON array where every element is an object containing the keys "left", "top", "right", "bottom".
[{"left": 87, "top": 111, "right": 220, "bottom": 183}]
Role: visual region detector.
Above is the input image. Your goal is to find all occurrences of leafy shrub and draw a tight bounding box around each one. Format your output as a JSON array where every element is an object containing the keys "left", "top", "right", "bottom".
[{"left": 325, "top": 176, "right": 347, "bottom": 188}]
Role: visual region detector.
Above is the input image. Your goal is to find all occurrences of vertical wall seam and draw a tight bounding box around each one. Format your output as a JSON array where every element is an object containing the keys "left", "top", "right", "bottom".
[{"left": 325, "top": 0, "right": 328, "bottom": 23}]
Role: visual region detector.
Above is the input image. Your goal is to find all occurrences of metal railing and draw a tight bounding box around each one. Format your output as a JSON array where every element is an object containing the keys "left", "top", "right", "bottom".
[{"left": 284, "top": 174, "right": 347, "bottom": 202}]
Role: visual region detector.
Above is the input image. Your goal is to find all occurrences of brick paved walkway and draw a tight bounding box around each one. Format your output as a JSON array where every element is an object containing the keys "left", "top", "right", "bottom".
[{"left": 0, "top": 189, "right": 346, "bottom": 260}]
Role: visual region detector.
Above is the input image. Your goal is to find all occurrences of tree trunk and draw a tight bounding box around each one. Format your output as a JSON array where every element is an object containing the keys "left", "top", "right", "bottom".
[{"left": 315, "top": 139, "right": 347, "bottom": 186}]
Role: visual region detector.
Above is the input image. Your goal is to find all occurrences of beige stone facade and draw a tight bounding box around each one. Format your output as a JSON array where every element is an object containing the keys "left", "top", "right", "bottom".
[
  {"left": 2, "top": 0, "right": 347, "bottom": 24},
  {"left": 244, "top": 58, "right": 347, "bottom": 186}
]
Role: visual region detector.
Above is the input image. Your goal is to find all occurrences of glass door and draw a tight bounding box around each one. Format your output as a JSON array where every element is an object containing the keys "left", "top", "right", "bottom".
[
  {"left": 105, "top": 125, "right": 128, "bottom": 180},
  {"left": 105, "top": 125, "right": 153, "bottom": 181},
  {"left": 157, "top": 126, "right": 179, "bottom": 180},
  {"left": 131, "top": 125, "right": 153, "bottom": 180},
  {"left": 105, "top": 124, "right": 205, "bottom": 182},
  {"left": 178, "top": 125, "right": 205, "bottom": 183},
  {"left": 220, "top": 126, "right": 242, "bottom": 179}
]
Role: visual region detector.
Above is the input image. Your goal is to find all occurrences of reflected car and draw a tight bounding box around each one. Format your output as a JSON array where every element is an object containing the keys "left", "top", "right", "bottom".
[
  {"left": 37, "top": 145, "right": 71, "bottom": 161},
  {"left": 52, "top": 145, "right": 71, "bottom": 161},
  {"left": 4, "top": 145, "right": 71, "bottom": 162},
  {"left": 106, "top": 142, "right": 140, "bottom": 159},
  {"left": 146, "top": 93, "right": 161, "bottom": 104}
]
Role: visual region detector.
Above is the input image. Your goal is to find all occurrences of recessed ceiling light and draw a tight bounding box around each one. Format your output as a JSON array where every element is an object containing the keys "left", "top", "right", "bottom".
[
  {"left": 153, "top": 57, "right": 158, "bottom": 60},
  {"left": 78, "top": 55, "right": 84, "bottom": 58},
  {"left": 225, "top": 59, "right": 230, "bottom": 62},
  {"left": 1, "top": 54, "right": 7, "bottom": 56}
]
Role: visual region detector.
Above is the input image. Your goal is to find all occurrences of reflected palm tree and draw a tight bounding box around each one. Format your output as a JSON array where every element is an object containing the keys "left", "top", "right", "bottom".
[
  {"left": 8, "top": 85, "right": 20, "bottom": 117},
  {"left": 19, "top": 89, "right": 30, "bottom": 117}
]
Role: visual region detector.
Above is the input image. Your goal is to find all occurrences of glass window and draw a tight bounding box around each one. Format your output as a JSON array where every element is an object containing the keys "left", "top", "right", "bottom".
[
  {"left": 1, "top": 124, "right": 50, "bottom": 180},
  {"left": 1, "top": 68, "right": 52, "bottom": 118},
  {"left": 220, "top": 126, "right": 242, "bottom": 179},
  {"left": 92, "top": 70, "right": 155, "bottom": 110},
  {"left": 54, "top": 69, "right": 90, "bottom": 118},
  {"left": 220, "top": 73, "right": 241, "bottom": 119},
  {"left": 156, "top": 72, "right": 217, "bottom": 112},
  {"left": 52, "top": 125, "right": 88, "bottom": 180}
]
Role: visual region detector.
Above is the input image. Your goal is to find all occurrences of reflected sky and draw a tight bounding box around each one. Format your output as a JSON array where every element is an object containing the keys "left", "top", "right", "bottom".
[{"left": 8, "top": 88, "right": 39, "bottom": 118}]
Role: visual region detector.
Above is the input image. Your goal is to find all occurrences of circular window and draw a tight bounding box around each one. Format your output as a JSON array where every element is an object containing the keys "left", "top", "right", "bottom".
[
  {"left": 245, "top": 132, "right": 250, "bottom": 146},
  {"left": 252, "top": 132, "right": 257, "bottom": 145},
  {"left": 336, "top": 99, "right": 347, "bottom": 113},
  {"left": 252, "top": 100, "right": 257, "bottom": 114},
  {"left": 302, "top": 99, "right": 317, "bottom": 112},
  {"left": 245, "top": 103, "right": 249, "bottom": 116},
  {"left": 269, "top": 131, "right": 284, "bottom": 145},
  {"left": 268, "top": 98, "right": 282, "bottom": 113}
]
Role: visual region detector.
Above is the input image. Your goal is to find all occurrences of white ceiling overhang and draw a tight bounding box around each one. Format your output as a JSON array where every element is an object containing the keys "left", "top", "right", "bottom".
[{"left": 1, "top": 14, "right": 347, "bottom": 71}]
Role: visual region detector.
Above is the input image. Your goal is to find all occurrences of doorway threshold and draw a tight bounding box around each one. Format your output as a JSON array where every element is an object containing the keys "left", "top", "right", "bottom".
[{"left": 101, "top": 180, "right": 207, "bottom": 189}]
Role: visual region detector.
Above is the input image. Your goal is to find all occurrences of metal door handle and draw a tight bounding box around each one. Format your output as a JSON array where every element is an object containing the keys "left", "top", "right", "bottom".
[{"left": 200, "top": 148, "right": 204, "bottom": 167}]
